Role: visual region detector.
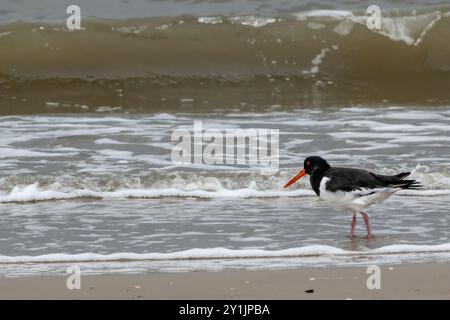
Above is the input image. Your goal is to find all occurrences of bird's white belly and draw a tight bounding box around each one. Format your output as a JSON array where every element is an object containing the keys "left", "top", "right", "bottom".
[{"left": 319, "top": 177, "right": 399, "bottom": 213}]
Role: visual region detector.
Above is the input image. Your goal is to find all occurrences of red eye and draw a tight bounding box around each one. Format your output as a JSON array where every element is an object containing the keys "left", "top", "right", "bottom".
[{"left": 306, "top": 160, "right": 310, "bottom": 166}]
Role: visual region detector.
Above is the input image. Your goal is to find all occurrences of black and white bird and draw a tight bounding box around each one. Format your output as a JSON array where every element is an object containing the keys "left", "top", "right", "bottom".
[{"left": 284, "top": 156, "right": 421, "bottom": 239}]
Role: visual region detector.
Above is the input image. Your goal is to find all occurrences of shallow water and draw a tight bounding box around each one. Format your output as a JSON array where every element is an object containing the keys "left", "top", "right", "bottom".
[
  {"left": 0, "top": 106, "right": 449, "bottom": 276},
  {"left": 1, "top": 195, "right": 449, "bottom": 257},
  {"left": 1, "top": 0, "right": 450, "bottom": 276}
]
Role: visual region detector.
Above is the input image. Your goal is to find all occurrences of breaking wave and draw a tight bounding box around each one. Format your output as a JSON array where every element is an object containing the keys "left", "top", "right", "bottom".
[
  {"left": 0, "top": 165, "right": 449, "bottom": 203},
  {"left": 1, "top": 7, "right": 450, "bottom": 114}
]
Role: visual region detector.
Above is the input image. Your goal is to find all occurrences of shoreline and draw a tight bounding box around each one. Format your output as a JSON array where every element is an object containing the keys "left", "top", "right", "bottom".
[{"left": 1, "top": 262, "right": 449, "bottom": 299}]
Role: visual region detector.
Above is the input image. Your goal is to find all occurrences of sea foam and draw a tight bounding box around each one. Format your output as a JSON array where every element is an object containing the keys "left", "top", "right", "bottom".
[
  {"left": 1, "top": 243, "right": 450, "bottom": 264},
  {"left": 0, "top": 181, "right": 448, "bottom": 203}
]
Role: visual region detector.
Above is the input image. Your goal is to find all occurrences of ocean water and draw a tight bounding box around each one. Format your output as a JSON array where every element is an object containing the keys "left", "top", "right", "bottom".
[
  {"left": 1, "top": 107, "right": 450, "bottom": 276},
  {"left": 2, "top": 3, "right": 450, "bottom": 114},
  {"left": 1, "top": 0, "right": 448, "bottom": 22},
  {"left": 1, "top": 1, "right": 450, "bottom": 276}
]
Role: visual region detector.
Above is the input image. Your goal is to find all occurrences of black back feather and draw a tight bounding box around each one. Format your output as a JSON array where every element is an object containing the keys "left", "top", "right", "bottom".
[{"left": 323, "top": 168, "right": 422, "bottom": 193}]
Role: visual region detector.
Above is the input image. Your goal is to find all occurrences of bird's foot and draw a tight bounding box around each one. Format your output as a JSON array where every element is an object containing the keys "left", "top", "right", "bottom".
[{"left": 365, "top": 234, "right": 374, "bottom": 240}]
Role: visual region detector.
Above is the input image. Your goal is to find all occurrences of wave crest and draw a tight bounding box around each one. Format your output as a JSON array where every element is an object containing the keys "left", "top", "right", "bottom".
[{"left": 1, "top": 7, "right": 450, "bottom": 113}]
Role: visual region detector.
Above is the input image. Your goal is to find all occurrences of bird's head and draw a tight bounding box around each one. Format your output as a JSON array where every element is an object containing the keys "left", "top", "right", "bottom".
[{"left": 283, "top": 156, "right": 330, "bottom": 188}]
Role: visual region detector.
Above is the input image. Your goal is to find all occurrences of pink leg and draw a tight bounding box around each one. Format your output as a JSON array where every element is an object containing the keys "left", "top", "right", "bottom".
[
  {"left": 360, "top": 211, "right": 373, "bottom": 239},
  {"left": 349, "top": 215, "right": 357, "bottom": 240}
]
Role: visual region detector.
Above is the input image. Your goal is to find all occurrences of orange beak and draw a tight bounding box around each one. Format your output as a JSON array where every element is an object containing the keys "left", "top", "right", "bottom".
[{"left": 283, "top": 169, "right": 306, "bottom": 188}]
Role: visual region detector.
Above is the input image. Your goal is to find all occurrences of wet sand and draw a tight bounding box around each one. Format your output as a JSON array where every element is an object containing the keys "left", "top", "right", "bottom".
[{"left": 0, "top": 263, "right": 449, "bottom": 300}]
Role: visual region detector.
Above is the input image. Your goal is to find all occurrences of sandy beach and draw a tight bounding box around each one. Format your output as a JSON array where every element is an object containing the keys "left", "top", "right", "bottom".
[{"left": 1, "top": 263, "right": 449, "bottom": 300}]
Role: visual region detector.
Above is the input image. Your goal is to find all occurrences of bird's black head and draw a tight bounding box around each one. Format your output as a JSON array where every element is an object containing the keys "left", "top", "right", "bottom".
[
  {"left": 304, "top": 156, "right": 331, "bottom": 175},
  {"left": 284, "top": 156, "right": 331, "bottom": 189}
]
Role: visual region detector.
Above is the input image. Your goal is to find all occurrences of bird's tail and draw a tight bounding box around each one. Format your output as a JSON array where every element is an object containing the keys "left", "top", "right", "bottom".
[
  {"left": 389, "top": 172, "right": 422, "bottom": 189},
  {"left": 395, "top": 172, "right": 411, "bottom": 180}
]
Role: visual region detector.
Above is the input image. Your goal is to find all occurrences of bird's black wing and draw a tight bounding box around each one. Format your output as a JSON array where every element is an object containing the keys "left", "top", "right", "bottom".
[{"left": 324, "top": 167, "right": 420, "bottom": 193}]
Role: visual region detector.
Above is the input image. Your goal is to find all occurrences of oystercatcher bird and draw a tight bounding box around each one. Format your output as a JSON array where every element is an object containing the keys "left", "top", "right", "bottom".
[{"left": 284, "top": 156, "right": 421, "bottom": 239}]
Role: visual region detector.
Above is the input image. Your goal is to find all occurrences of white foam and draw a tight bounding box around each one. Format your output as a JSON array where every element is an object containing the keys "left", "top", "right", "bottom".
[
  {"left": 377, "top": 111, "right": 448, "bottom": 120},
  {"left": 228, "top": 16, "right": 276, "bottom": 28},
  {"left": 295, "top": 9, "right": 444, "bottom": 46},
  {"left": 311, "top": 48, "right": 330, "bottom": 65},
  {"left": 0, "top": 148, "right": 72, "bottom": 159},
  {"left": 198, "top": 16, "right": 223, "bottom": 25},
  {"left": 0, "top": 182, "right": 316, "bottom": 203},
  {"left": 307, "top": 22, "right": 325, "bottom": 30},
  {"left": 389, "top": 136, "right": 450, "bottom": 144},
  {"left": 334, "top": 20, "right": 354, "bottom": 36},
  {"left": 373, "top": 244, "right": 450, "bottom": 254},
  {"left": 96, "top": 106, "right": 122, "bottom": 112},
  {"left": 0, "top": 31, "right": 11, "bottom": 38},
  {"left": 368, "top": 11, "right": 443, "bottom": 46},
  {"left": 1, "top": 243, "right": 450, "bottom": 264},
  {"left": 94, "top": 138, "right": 125, "bottom": 145},
  {"left": 295, "top": 10, "right": 353, "bottom": 20},
  {"left": 0, "top": 180, "right": 448, "bottom": 203}
]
